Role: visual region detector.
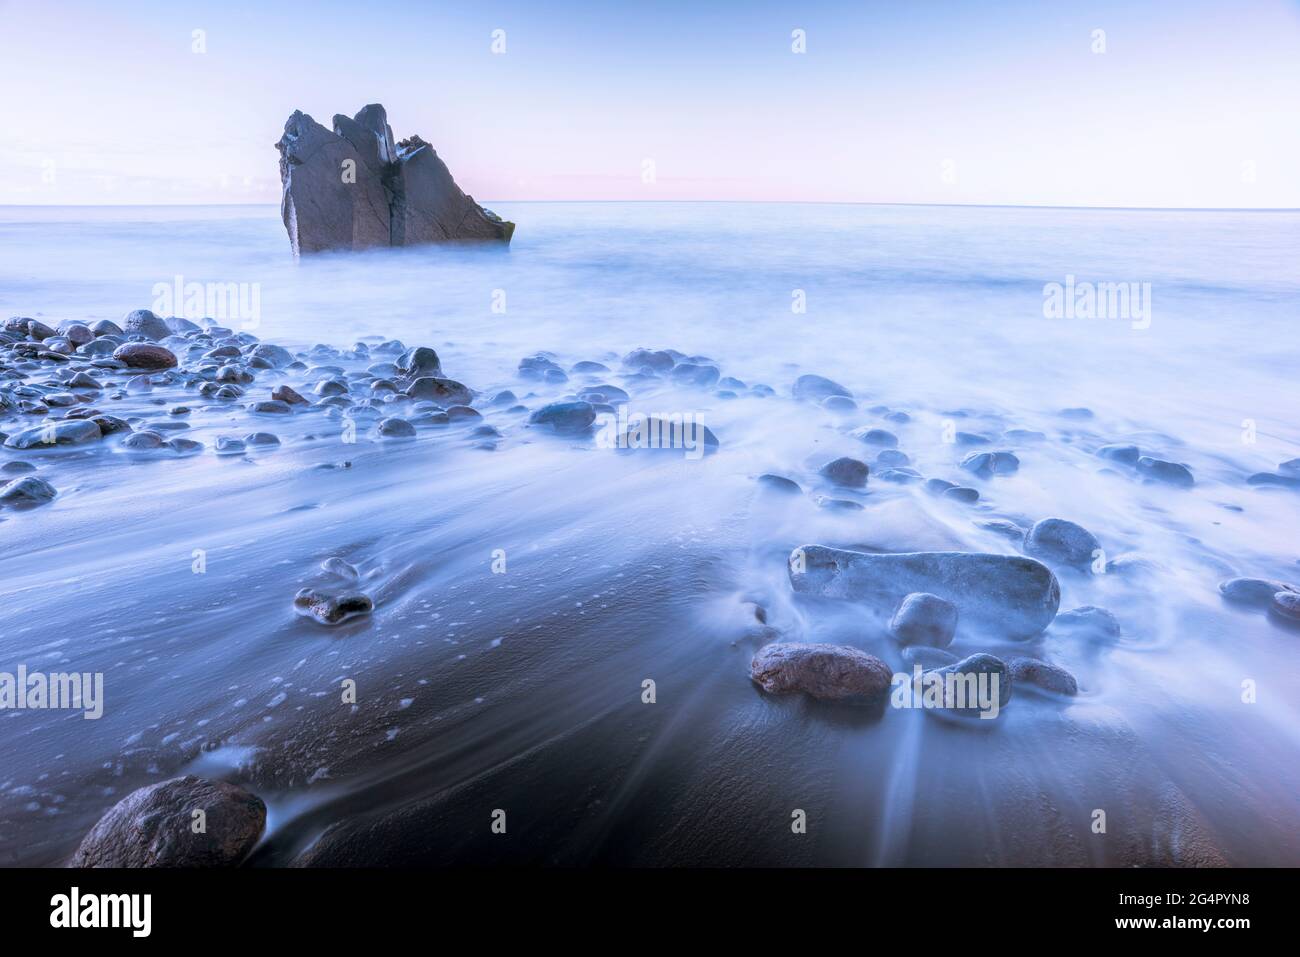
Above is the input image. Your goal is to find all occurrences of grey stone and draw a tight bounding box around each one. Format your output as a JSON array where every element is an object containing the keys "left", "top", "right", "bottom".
[
  {"left": 792, "top": 374, "right": 852, "bottom": 402},
  {"left": 750, "top": 642, "right": 892, "bottom": 706},
  {"left": 0, "top": 476, "right": 56, "bottom": 507},
  {"left": 113, "top": 343, "right": 177, "bottom": 370},
  {"left": 1219, "top": 577, "right": 1296, "bottom": 608},
  {"left": 1136, "top": 456, "right": 1194, "bottom": 488},
  {"left": 71, "top": 775, "right": 265, "bottom": 867},
  {"left": 818, "top": 456, "right": 869, "bottom": 488},
  {"left": 293, "top": 587, "right": 373, "bottom": 625},
  {"left": 889, "top": 592, "right": 958, "bottom": 647},
  {"left": 121, "top": 309, "right": 172, "bottom": 340},
  {"left": 4, "top": 420, "right": 102, "bottom": 449},
  {"left": 1024, "top": 518, "right": 1101, "bottom": 570},
  {"left": 529, "top": 400, "right": 596, "bottom": 434},
  {"left": 789, "top": 546, "right": 1060, "bottom": 639},
  {"left": 1007, "top": 656, "right": 1078, "bottom": 696}
]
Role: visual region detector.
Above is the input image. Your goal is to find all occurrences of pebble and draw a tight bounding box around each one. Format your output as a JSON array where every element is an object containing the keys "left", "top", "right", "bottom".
[
  {"left": 1271, "top": 591, "right": 1300, "bottom": 621},
  {"left": 120, "top": 309, "right": 172, "bottom": 341},
  {"left": 71, "top": 775, "right": 266, "bottom": 867},
  {"left": 889, "top": 592, "right": 958, "bottom": 647},
  {"left": 792, "top": 374, "right": 852, "bottom": 402},
  {"left": 294, "top": 587, "right": 373, "bottom": 625},
  {"left": 1024, "top": 518, "right": 1101, "bottom": 570},
  {"left": 529, "top": 400, "right": 596, "bottom": 434},
  {"left": 4, "top": 419, "right": 102, "bottom": 449},
  {"left": 818, "top": 456, "right": 869, "bottom": 488},
  {"left": 1136, "top": 456, "right": 1194, "bottom": 488},
  {"left": 378, "top": 417, "right": 416, "bottom": 438},
  {"left": 113, "top": 343, "right": 178, "bottom": 370},
  {"left": 961, "top": 450, "right": 1020, "bottom": 478},
  {"left": 750, "top": 642, "right": 892, "bottom": 706},
  {"left": 1053, "top": 605, "right": 1121, "bottom": 640},
  {"left": 1006, "top": 656, "right": 1078, "bottom": 695},
  {"left": 854, "top": 427, "right": 899, "bottom": 448},
  {"left": 757, "top": 474, "right": 802, "bottom": 495},
  {"left": 1218, "top": 577, "right": 1296, "bottom": 608},
  {"left": 0, "top": 476, "right": 56, "bottom": 507}
]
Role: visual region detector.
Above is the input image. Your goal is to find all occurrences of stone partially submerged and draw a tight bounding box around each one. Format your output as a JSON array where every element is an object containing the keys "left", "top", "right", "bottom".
[
  {"left": 789, "top": 545, "right": 1060, "bottom": 638},
  {"left": 275, "top": 104, "right": 513, "bottom": 255},
  {"left": 71, "top": 775, "right": 265, "bottom": 867},
  {"left": 750, "top": 642, "right": 892, "bottom": 706}
]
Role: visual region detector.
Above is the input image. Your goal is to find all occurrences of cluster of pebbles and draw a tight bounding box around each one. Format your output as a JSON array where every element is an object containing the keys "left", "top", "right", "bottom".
[{"left": 6, "top": 319, "right": 1294, "bottom": 863}]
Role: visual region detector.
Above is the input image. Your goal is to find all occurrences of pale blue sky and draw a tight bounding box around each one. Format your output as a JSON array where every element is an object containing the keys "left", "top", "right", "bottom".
[{"left": 1, "top": 0, "right": 1297, "bottom": 206}]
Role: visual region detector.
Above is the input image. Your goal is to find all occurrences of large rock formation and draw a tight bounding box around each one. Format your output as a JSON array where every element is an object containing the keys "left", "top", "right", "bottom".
[{"left": 275, "top": 104, "right": 513, "bottom": 255}]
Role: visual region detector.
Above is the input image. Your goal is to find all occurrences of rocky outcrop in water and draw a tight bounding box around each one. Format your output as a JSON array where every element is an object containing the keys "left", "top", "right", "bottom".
[{"left": 275, "top": 104, "right": 513, "bottom": 255}]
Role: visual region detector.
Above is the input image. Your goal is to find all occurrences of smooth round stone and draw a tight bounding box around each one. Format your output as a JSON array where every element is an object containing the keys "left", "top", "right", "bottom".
[
  {"left": 249, "top": 343, "right": 294, "bottom": 367},
  {"left": 890, "top": 592, "right": 958, "bottom": 648},
  {"left": 1007, "top": 656, "right": 1078, "bottom": 696},
  {"left": 395, "top": 346, "right": 442, "bottom": 378},
  {"left": 854, "top": 427, "right": 899, "bottom": 448},
  {"left": 1136, "top": 456, "right": 1194, "bottom": 488},
  {"left": 1270, "top": 591, "right": 1300, "bottom": 621},
  {"left": 1024, "top": 518, "right": 1101, "bottom": 570},
  {"left": 750, "top": 642, "right": 891, "bottom": 706},
  {"left": 215, "top": 437, "right": 246, "bottom": 456},
  {"left": 0, "top": 475, "right": 56, "bottom": 507},
  {"left": 818, "top": 456, "right": 869, "bottom": 488},
  {"left": 378, "top": 417, "right": 416, "bottom": 438},
  {"left": 792, "top": 374, "right": 852, "bottom": 402},
  {"left": 875, "top": 449, "right": 910, "bottom": 467},
  {"left": 244, "top": 432, "right": 281, "bottom": 447},
  {"left": 89, "top": 319, "right": 125, "bottom": 337},
  {"left": 121, "top": 431, "right": 166, "bottom": 450},
  {"left": 529, "top": 400, "right": 595, "bottom": 434},
  {"left": 961, "top": 450, "right": 1020, "bottom": 478},
  {"left": 570, "top": 360, "right": 610, "bottom": 374},
  {"left": 121, "top": 308, "right": 172, "bottom": 340},
  {"left": 1, "top": 461, "right": 37, "bottom": 474},
  {"left": 942, "top": 485, "right": 980, "bottom": 503},
  {"left": 90, "top": 414, "right": 132, "bottom": 436},
  {"left": 1053, "top": 605, "right": 1121, "bottom": 640},
  {"left": 1219, "top": 577, "right": 1295, "bottom": 608},
  {"left": 821, "top": 395, "right": 857, "bottom": 413},
  {"left": 168, "top": 438, "right": 204, "bottom": 455},
  {"left": 251, "top": 399, "right": 292, "bottom": 414},
  {"left": 818, "top": 497, "right": 863, "bottom": 512},
  {"left": 113, "top": 343, "right": 177, "bottom": 370},
  {"left": 445, "top": 405, "right": 481, "bottom": 422},
  {"left": 71, "top": 775, "right": 266, "bottom": 867},
  {"left": 1097, "top": 443, "right": 1141, "bottom": 466},
  {"left": 757, "top": 473, "right": 802, "bottom": 496},
  {"left": 877, "top": 467, "right": 923, "bottom": 484},
  {"left": 4, "top": 419, "right": 102, "bottom": 449}
]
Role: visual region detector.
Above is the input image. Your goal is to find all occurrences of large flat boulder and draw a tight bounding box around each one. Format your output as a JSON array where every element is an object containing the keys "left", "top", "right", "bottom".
[
  {"left": 274, "top": 103, "right": 512, "bottom": 255},
  {"left": 789, "top": 545, "right": 1060, "bottom": 638}
]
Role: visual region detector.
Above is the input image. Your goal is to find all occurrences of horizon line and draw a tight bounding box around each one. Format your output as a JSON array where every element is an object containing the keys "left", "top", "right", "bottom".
[{"left": 1, "top": 200, "right": 1297, "bottom": 214}]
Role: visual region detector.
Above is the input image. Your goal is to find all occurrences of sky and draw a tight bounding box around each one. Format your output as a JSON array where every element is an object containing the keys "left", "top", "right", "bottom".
[{"left": 1, "top": 0, "right": 1298, "bottom": 207}]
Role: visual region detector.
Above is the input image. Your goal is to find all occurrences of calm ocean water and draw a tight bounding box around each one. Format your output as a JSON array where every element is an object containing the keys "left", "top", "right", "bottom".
[{"left": 1, "top": 202, "right": 1297, "bottom": 865}]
